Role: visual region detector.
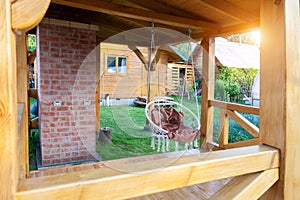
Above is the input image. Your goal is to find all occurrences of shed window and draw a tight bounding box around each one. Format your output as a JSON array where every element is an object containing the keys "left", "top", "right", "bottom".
[{"left": 107, "top": 56, "right": 127, "bottom": 74}]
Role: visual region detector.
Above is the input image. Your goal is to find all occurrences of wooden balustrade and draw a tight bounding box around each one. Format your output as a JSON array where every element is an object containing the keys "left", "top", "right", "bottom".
[{"left": 208, "top": 100, "right": 260, "bottom": 150}]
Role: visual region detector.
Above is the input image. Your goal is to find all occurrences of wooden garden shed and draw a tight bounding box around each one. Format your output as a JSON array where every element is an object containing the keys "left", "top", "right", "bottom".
[{"left": 1, "top": 0, "right": 300, "bottom": 199}]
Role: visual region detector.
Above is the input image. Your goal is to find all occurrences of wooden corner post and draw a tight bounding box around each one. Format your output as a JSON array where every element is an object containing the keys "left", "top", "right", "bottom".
[
  {"left": 200, "top": 37, "right": 215, "bottom": 150},
  {"left": 260, "top": 0, "right": 300, "bottom": 199},
  {"left": 0, "top": 1, "right": 18, "bottom": 199}
]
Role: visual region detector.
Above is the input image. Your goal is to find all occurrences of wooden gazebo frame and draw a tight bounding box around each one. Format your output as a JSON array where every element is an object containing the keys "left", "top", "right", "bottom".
[{"left": 1, "top": 0, "right": 300, "bottom": 199}]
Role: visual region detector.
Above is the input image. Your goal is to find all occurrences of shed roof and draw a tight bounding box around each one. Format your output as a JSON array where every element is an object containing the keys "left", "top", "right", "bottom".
[{"left": 215, "top": 37, "right": 260, "bottom": 69}]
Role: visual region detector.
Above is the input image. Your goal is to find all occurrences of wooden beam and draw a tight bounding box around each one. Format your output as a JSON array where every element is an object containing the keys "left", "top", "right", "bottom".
[
  {"left": 16, "top": 32, "right": 29, "bottom": 178},
  {"left": 192, "top": 21, "right": 259, "bottom": 39},
  {"left": 127, "top": 0, "right": 212, "bottom": 22},
  {"left": 11, "top": 0, "right": 50, "bottom": 31},
  {"left": 209, "top": 100, "right": 259, "bottom": 115},
  {"left": 16, "top": 145, "right": 279, "bottom": 200},
  {"left": 200, "top": 37, "right": 215, "bottom": 151},
  {"left": 0, "top": 0, "right": 18, "bottom": 199},
  {"left": 260, "top": 0, "right": 300, "bottom": 199},
  {"left": 150, "top": 48, "right": 163, "bottom": 71},
  {"left": 226, "top": 110, "right": 259, "bottom": 138},
  {"left": 198, "top": 0, "right": 257, "bottom": 22},
  {"left": 128, "top": 44, "right": 147, "bottom": 65},
  {"left": 223, "top": 138, "right": 260, "bottom": 149},
  {"left": 52, "top": 0, "right": 219, "bottom": 29},
  {"left": 210, "top": 168, "right": 279, "bottom": 200}
]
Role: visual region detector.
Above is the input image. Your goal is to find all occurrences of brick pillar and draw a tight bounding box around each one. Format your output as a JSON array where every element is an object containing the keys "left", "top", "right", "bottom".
[{"left": 38, "top": 21, "right": 98, "bottom": 166}]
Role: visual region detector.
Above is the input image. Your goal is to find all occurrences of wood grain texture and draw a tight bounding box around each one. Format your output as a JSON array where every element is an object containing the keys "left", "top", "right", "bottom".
[
  {"left": 223, "top": 138, "right": 260, "bottom": 149},
  {"left": 260, "top": 0, "right": 285, "bottom": 199},
  {"left": 11, "top": 0, "right": 50, "bottom": 31},
  {"left": 16, "top": 145, "right": 279, "bottom": 200},
  {"left": 52, "top": 0, "right": 218, "bottom": 29},
  {"left": 210, "top": 168, "right": 279, "bottom": 200},
  {"left": 209, "top": 100, "right": 259, "bottom": 115},
  {"left": 16, "top": 32, "right": 29, "bottom": 179},
  {"left": 198, "top": 0, "right": 256, "bottom": 22},
  {"left": 284, "top": 0, "right": 300, "bottom": 198},
  {"left": 200, "top": 37, "right": 215, "bottom": 150},
  {"left": 0, "top": 1, "right": 18, "bottom": 199},
  {"left": 218, "top": 109, "right": 228, "bottom": 148},
  {"left": 260, "top": 0, "right": 300, "bottom": 199},
  {"left": 193, "top": 21, "right": 259, "bottom": 39}
]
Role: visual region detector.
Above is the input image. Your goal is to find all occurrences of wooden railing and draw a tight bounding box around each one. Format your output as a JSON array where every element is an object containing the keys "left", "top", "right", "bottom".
[
  {"left": 208, "top": 100, "right": 260, "bottom": 150},
  {"left": 16, "top": 145, "right": 278, "bottom": 200}
]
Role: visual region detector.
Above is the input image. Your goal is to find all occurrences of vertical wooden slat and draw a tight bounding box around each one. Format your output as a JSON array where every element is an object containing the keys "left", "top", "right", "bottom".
[
  {"left": 218, "top": 109, "right": 228, "bottom": 148},
  {"left": 260, "top": 0, "right": 300, "bottom": 199},
  {"left": 0, "top": 0, "right": 18, "bottom": 199},
  {"left": 16, "top": 32, "right": 29, "bottom": 179},
  {"left": 200, "top": 37, "right": 215, "bottom": 150}
]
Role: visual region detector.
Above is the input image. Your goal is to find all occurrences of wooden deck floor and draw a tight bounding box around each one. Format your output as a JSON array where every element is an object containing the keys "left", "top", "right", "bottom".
[
  {"left": 29, "top": 149, "right": 231, "bottom": 199},
  {"left": 130, "top": 178, "right": 231, "bottom": 200}
]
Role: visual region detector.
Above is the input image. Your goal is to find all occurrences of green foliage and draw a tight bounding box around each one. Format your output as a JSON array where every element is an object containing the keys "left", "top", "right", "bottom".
[
  {"left": 29, "top": 130, "right": 39, "bottom": 170},
  {"left": 215, "top": 66, "right": 258, "bottom": 102},
  {"left": 213, "top": 108, "right": 259, "bottom": 143},
  {"left": 28, "top": 34, "right": 36, "bottom": 52},
  {"left": 214, "top": 79, "right": 227, "bottom": 101}
]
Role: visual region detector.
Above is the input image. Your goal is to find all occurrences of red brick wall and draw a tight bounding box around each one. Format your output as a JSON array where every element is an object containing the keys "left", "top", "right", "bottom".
[{"left": 38, "top": 22, "right": 98, "bottom": 166}]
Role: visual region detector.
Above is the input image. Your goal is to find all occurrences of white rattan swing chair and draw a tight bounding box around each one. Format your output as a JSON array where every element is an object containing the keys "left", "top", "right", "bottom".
[{"left": 144, "top": 25, "right": 201, "bottom": 152}]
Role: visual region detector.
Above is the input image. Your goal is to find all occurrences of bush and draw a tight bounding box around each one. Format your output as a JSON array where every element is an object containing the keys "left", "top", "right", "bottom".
[{"left": 215, "top": 66, "right": 258, "bottom": 102}]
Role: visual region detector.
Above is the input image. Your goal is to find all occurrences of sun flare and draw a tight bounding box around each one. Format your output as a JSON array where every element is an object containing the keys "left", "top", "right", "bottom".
[{"left": 250, "top": 30, "right": 260, "bottom": 46}]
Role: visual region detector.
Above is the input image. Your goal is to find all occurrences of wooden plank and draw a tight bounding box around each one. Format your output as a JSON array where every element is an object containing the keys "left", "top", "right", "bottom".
[
  {"left": 198, "top": 0, "right": 257, "bottom": 22},
  {"left": 209, "top": 100, "right": 259, "bottom": 115},
  {"left": 218, "top": 109, "right": 228, "bottom": 148},
  {"left": 16, "top": 32, "right": 29, "bottom": 179},
  {"left": 210, "top": 168, "right": 279, "bottom": 200},
  {"left": 16, "top": 145, "right": 279, "bottom": 200},
  {"left": 226, "top": 110, "right": 259, "bottom": 138},
  {"left": 200, "top": 37, "right": 215, "bottom": 151},
  {"left": 260, "top": 0, "right": 300, "bottom": 199},
  {"left": 11, "top": 0, "right": 50, "bottom": 31},
  {"left": 0, "top": 1, "right": 18, "bottom": 199},
  {"left": 127, "top": 0, "right": 203, "bottom": 20},
  {"left": 52, "top": 0, "right": 219, "bottom": 29},
  {"left": 193, "top": 20, "right": 259, "bottom": 39},
  {"left": 223, "top": 138, "right": 260, "bottom": 149}
]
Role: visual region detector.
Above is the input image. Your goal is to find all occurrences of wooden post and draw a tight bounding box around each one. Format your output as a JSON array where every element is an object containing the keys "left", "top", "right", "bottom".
[
  {"left": 96, "top": 45, "right": 101, "bottom": 131},
  {"left": 0, "top": 1, "right": 18, "bottom": 199},
  {"left": 16, "top": 32, "right": 29, "bottom": 178},
  {"left": 200, "top": 37, "right": 215, "bottom": 151},
  {"left": 260, "top": 0, "right": 300, "bottom": 199},
  {"left": 219, "top": 109, "right": 228, "bottom": 148}
]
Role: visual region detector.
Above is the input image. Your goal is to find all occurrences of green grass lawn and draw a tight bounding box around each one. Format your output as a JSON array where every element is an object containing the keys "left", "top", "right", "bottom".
[
  {"left": 96, "top": 98, "right": 259, "bottom": 161},
  {"left": 97, "top": 105, "right": 194, "bottom": 161}
]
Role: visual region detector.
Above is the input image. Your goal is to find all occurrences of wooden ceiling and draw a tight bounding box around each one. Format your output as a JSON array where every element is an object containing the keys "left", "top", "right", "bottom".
[{"left": 48, "top": 0, "right": 260, "bottom": 44}]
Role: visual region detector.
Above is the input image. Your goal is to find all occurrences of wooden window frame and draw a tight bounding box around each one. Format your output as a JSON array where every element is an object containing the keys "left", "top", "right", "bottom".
[{"left": 106, "top": 55, "right": 128, "bottom": 75}]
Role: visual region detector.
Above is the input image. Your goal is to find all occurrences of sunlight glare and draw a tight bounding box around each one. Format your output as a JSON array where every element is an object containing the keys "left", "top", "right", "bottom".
[{"left": 250, "top": 30, "right": 260, "bottom": 46}]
